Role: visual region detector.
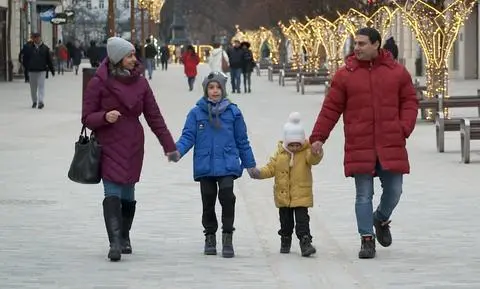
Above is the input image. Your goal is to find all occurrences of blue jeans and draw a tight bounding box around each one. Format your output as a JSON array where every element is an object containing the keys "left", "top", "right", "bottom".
[
  {"left": 103, "top": 180, "right": 136, "bottom": 201},
  {"left": 354, "top": 161, "right": 403, "bottom": 236},
  {"left": 145, "top": 58, "right": 154, "bottom": 78},
  {"left": 230, "top": 68, "right": 242, "bottom": 92}
]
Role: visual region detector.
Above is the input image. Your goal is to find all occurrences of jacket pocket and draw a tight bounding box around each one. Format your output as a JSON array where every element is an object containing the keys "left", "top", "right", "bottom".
[
  {"left": 194, "top": 148, "right": 211, "bottom": 175},
  {"left": 224, "top": 146, "right": 240, "bottom": 171}
]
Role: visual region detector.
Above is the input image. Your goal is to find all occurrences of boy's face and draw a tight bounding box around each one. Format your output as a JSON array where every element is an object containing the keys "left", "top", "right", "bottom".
[
  {"left": 207, "top": 82, "right": 222, "bottom": 102},
  {"left": 287, "top": 142, "right": 302, "bottom": 152}
]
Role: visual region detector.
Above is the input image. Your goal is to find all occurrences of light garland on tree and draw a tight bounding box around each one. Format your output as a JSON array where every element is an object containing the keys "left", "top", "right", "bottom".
[
  {"left": 258, "top": 26, "right": 281, "bottom": 64},
  {"left": 394, "top": 0, "right": 476, "bottom": 119},
  {"left": 278, "top": 20, "right": 303, "bottom": 70},
  {"left": 309, "top": 16, "right": 350, "bottom": 74},
  {"left": 342, "top": 6, "right": 398, "bottom": 40}
]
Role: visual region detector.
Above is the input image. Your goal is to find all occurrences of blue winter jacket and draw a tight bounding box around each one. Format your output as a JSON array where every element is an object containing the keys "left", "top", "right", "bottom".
[{"left": 176, "top": 97, "right": 256, "bottom": 181}]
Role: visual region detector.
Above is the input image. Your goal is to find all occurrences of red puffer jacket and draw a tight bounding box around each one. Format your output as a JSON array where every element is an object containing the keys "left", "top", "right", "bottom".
[{"left": 309, "top": 50, "right": 418, "bottom": 177}]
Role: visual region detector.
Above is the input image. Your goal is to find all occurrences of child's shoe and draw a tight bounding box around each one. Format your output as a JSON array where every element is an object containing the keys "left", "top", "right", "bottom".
[
  {"left": 299, "top": 235, "right": 316, "bottom": 257},
  {"left": 358, "top": 235, "right": 376, "bottom": 259},
  {"left": 204, "top": 234, "right": 217, "bottom": 255},
  {"left": 280, "top": 236, "right": 292, "bottom": 253},
  {"left": 222, "top": 233, "right": 235, "bottom": 258}
]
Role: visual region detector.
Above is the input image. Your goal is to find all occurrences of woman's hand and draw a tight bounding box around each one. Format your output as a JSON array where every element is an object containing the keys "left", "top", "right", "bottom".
[{"left": 105, "top": 110, "right": 121, "bottom": 123}]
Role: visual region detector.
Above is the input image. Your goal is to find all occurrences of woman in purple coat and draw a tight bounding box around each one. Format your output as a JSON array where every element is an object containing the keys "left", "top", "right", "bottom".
[{"left": 82, "top": 37, "right": 178, "bottom": 262}]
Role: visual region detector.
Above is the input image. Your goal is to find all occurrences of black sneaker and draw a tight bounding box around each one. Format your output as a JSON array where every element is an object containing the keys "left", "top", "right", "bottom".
[
  {"left": 374, "top": 218, "right": 392, "bottom": 247},
  {"left": 32, "top": 102, "right": 36, "bottom": 108},
  {"left": 204, "top": 234, "right": 217, "bottom": 255},
  {"left": 38, "top": 102, "right": 44, "bottom": 109},
  {"left": 358, "top": 235, "right": 376, "bottom": 259}
]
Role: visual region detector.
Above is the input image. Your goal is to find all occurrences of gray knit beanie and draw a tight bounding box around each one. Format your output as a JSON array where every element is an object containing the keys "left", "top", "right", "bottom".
[
  {"left": 106, "top": 37, "right": 135, "bottom": 65},
  {"left": 202, "top": 72, "right": 228, "bottom": 98}
]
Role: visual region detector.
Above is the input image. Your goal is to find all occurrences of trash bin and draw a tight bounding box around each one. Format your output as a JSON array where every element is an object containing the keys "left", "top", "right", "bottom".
[{"left": 82, "top": 68, "right": 97, "bottom": 97}]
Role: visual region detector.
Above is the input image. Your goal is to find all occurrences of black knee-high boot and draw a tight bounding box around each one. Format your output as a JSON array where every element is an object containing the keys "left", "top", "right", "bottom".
[
  {"left": 121, "top": 200, "right": 136, "bottom": 254},
  {"left": 103, "top": 196, "right": 122, "bottom": 261}
]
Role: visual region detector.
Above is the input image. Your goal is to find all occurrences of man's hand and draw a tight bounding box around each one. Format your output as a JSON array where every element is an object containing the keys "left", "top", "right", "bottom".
[
  {"left": 247, "top": 167, "right": 260, "bottom": 179},
  {"left": 311, "top": 141, "right": 324, "bottom": 155},
  {"left": 166, "top": 151, "right": 181, "bottom": 162},
  {"left": 105, "top": 110, "right": 121, "bottom": 123}
]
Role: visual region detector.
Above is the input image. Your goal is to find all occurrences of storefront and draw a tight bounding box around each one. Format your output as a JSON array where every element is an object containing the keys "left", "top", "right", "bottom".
[{"left": 0, "top": 7, "right": 7, "bottom": 82}]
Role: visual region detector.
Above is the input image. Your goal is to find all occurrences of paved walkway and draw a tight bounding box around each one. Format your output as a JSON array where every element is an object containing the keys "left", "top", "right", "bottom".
[{"left": 1, "top": 63, "right": 480, "bottom": 289}]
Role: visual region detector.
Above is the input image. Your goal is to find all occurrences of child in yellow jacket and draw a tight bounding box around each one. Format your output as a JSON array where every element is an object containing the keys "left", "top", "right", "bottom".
[{"left": 251, "top": 112, "right": 323, "bottom": 257}]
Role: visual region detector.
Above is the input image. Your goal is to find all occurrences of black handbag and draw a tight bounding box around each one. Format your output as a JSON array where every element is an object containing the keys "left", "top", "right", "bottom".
[{"left": 68, "top": 125, "right": 102, "bottom": 184}]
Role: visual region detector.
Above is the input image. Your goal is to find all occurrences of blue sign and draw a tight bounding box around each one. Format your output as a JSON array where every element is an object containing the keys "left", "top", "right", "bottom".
[{"left": 39, "top": 9, "right": 55, "bottom": 22}]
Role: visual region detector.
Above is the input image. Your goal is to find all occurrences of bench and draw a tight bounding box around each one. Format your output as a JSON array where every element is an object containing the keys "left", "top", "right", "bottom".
[
  {"left": 460, "top": 118, "right": 480, "bottom": 163},
  {"left": 299, "top": 75, "right": 330, "bottom": 95},
  {"left": 295, "top": 70, "right": 329, "bottom": 93},
  {"left": 279, "top": 69, "right": 301, "bottom": 86},
  {"left": 434, "top": 93, "right": 480, "bottom": 152}
]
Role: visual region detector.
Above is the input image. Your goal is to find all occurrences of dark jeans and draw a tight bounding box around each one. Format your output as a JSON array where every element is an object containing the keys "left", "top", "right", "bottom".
[
  {"left": 278, "top": 207, "right": 311, "bottom": 239},
  {"left": 230, "top": 68, "right": 242, "bottom": 92},
  {"left": 243, "top": 72, "right": 252, "bottom": 91},
  {"left": 161, "top": 60, "right": 168, "bottom": 70},
  {"left": 23, "top": 65, "right": 29, "bottom": 82},
  {"left": 354, "top": 160, "right": 403, "bottom": 236},
  {"left": 188, "top": 77, "right": 195, "bottom": 91},
  {"left": 199, "top": 176, "right": 236, "bottom": 235}
]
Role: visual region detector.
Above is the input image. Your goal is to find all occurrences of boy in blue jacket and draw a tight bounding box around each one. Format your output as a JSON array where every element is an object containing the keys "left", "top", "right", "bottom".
[{"left": 174, "top": 72, "right": 257, "bottom": 258}]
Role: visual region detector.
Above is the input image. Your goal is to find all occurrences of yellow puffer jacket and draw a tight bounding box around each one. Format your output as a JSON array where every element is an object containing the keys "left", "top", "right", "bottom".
[{"left": 259, "top": 141, "right": 323, "bottom": 208}]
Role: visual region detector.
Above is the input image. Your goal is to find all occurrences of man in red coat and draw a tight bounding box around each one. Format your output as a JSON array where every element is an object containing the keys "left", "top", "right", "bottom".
[{"left": 309, "top": 28, "right": 418, "bottom": 259}]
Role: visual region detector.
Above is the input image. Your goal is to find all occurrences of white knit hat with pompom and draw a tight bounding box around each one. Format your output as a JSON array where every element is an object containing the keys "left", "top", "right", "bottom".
[{"left": 283, "top": 112, "right": 305, "bottom": 145}]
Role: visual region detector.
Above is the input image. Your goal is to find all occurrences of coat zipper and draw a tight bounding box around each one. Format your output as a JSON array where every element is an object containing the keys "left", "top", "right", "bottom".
[{"left": 369, "top": 61, "right": 377, "bottom": 174}]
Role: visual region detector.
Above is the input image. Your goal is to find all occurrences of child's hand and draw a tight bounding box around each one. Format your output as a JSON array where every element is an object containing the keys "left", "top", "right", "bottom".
[
  {"left": 166, "top": 151, "right": 181, "bottom": 162},
  {"left": 247, "top": 167, "right": 260, "bottom": 179}
]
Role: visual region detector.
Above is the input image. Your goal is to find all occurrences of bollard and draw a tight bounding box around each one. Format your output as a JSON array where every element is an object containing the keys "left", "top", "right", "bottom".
[{"left": 82, "top": 67, "right": 97, "bottom": 97}]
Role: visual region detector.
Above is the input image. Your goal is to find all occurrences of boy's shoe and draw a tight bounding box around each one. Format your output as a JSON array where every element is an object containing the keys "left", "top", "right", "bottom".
[
  {"left": 32, "top": 102, "right": 36, "bottom": 108},
  {"left": 358, "top": 235, "right": 376, "bottom": 259},
  {"left": 280, "top": 236, "right": 292, "bottom": 254},
  {"left": 38, "top": 102, "right": 44, "bottom": 109},
  {"left": 299, "top": 235, "right": 316, "bottom": 257},
  {"left": 204, "top": 234, "right": 217, "bottom": 255},
  {"left": 374, "top": 217, "right": 392, "bottom": 247},
  {"left": 222, "top": 233, "right": 235, "bottom": 258}
]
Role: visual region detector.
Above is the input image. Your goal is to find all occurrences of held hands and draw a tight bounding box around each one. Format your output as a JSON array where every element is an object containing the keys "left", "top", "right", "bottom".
[
  {"left": 311, "top": 141, "right": 324, "bottom": 155},
  {"left": 166, "top": 151, "right": 181, "bottom": 162},
  {"left": 105, "top": 110, "right": 121, "bottom": 123},
  {"left": 247, "top": 167, "right": 261, "bottom": 179}
]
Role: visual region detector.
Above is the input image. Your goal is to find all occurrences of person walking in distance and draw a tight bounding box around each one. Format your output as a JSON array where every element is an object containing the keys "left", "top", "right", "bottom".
[
  {"left": 82, "top": 37, "right": 179, "bottom": 262},
  {"left": 144, "top": 38, "right": 158, "bottom": 80},
  {"left": 159, "top": 44, "right": 170, "bottom": 70},
  {"left": 207, "top": 43, "right": 229, "bottom": 73},
  {"left": 309, "top": 27, "right": 418, "bottom": 259},
  {"left": 174, "top": 72, "right": 257, "bottom": 258},
  {"left": 249, "top": 112, "right": 323, "bottom": 257},
  {"left": 240, "top": 41, "right": 255, "bottom": 93},
  {"left": 182, "top": 45, "right": 200, "bottom": 91},
  {"left": 227, "top": 40, "right": 244, "bottom": 94},
  {"left": 27, "top": 33, "right": 55, "bottom": 109}
]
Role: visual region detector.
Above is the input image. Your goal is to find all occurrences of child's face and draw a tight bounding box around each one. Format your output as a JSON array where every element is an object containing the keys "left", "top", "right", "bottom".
[
  {"left": 207, "top": 82, "right": 222, "bottom": 102},
  {"left": 287, "top": 142, "right": 302, "bottom": 152}
]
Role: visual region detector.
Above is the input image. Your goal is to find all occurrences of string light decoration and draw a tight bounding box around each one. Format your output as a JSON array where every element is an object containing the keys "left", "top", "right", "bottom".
[
  {"left": 258, "top": 26, "right": 281, "bottom": 65},
  {"left": 394, "top": 0, "right": 476, "bottom": 119},
  {"left": 279, "top": 20, "right": 303, "bottom": 70},
  {"left": 293, "top": 17, "right": 322, "bottom": 72},
  {"left": 342, "top": 6, "right": 399, "bottom": 40},
  {"left": 309, "top": 16, "right": 350, "bottom": 74},
  {"left": 148, "top": 0, "right": 164, "bottom": 22}
]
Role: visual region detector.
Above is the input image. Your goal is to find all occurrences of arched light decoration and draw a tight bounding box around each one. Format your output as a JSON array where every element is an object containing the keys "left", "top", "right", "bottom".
[
  {"left": 309, "top": 16, "right": 350, "bottom": 74},
  {"left": 394, "top": 0, "right": 476, "bottom": 119},
  {"left": 279, "top": 19, "right": 304, "bottom": 70},
  {"left": 342, "top": 6, "right": 399, "bottom": 41}
]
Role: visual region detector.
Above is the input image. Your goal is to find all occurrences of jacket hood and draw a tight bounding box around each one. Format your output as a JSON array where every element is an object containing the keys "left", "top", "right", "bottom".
[
  {"left": 211, "top": 48, "right": 224, "bottom": 56},
  {"left": 95, "top": 58, "right": 145, "bottom": 82},
  {"left": 344, "top": 49, "right": 396, "bottom": 72}
]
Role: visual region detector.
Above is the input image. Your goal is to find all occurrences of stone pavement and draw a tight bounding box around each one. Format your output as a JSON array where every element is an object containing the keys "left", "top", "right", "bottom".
[{"left": 1, "top": 62, "right": 480, "bottom": 289}]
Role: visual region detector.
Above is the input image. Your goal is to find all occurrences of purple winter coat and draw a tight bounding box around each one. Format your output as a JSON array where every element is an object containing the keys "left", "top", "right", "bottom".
[{"left": 82, "top": 59, "right": 176, "bottom": 184}]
